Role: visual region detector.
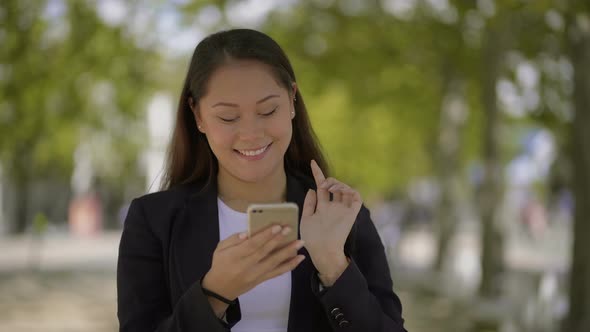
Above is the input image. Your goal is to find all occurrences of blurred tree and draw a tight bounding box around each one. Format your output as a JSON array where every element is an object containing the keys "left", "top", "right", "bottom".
[
  {"left": 563, "top": 2, "right": 590, "bottom": 331},
  {"left": 476, "top": 16, "right": 506, "bottom": 301},
  {"left": 0, "top": 0, "right": 157, "bottom": 233},
  {"left": 472, "top": 2, "right": 564, "bottom": 329},
  {"left": 262, "top": 2, "right": 443, "bottom": 194},
  {"left": 420, "top": 2, "right": 479, "bottom": 272}
]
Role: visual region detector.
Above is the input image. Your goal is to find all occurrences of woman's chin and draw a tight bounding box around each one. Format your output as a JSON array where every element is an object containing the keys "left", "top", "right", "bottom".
[
  {"left": 233, "top": 169, "right": 274, "bottom": 183},
  {"left": 227, "top": 160, "right": 284, "bottom": 184}
]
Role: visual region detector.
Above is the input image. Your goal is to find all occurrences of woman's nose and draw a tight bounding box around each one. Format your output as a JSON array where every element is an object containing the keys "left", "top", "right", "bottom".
[{"left": 237, "top": 117, "right": 264, "bottom": 140}]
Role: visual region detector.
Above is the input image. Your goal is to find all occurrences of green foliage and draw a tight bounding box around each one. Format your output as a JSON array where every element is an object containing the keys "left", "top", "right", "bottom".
[
  {"left": 1, "top": 0, "right": 575, "bottom": 201},
  {"left": 258, "top": 2, "right": 476, "bottom": 195},
  {"left": 0, "top": 0, "right": 158, "bottom": 184}
]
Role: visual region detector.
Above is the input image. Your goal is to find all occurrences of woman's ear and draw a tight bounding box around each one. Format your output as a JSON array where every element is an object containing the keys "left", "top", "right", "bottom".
[
  {"left": 291, "top": 82, "right": 298, "bottom": 119},
  {"left": 291, "top": 82, "right": 298, "bottom": 101},
  {"left": 189, "top": 97, "right": 205, "bottom": 134}
]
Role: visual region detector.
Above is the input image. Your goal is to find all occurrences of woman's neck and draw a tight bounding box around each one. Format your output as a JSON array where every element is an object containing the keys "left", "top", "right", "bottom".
[{"left": 217, "top": 166, "right": 287, "bottom": 213}]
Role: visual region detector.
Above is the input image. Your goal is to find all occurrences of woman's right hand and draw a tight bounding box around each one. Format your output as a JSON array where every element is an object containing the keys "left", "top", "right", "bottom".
[{"left": 201, "top": 225, "right": 305, "bottom": 302}]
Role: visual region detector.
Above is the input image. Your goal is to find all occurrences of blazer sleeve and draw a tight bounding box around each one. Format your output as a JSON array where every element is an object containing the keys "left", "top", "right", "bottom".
[
  {"left": 117, "top": 198, "right": 235, "bottom": 332},
  {"left": 310, "top": 206, "right": 407, "bottom": 332}
]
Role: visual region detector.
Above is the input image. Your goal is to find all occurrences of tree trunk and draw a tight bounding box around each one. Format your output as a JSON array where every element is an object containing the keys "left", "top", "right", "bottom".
[
  {"left": 435, "top": 76, "right": 466, "bottom": 272},
  {"left": 12, "top": 167, "right": 30, "bottom": 234},
  {"left": 478, "top": 23, "right": 505, "bottom": 299},
  {"left": 8, "top": 147, "right": 32, "bottom": 234},
  {"left": 564, "top": 9, "right": 590, "bottom": 332}
]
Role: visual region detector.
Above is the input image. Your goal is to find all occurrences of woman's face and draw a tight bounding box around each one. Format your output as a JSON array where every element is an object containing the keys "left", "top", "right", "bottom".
[{"left": 194, "top": 60, "right": 296, "bottom": 184}]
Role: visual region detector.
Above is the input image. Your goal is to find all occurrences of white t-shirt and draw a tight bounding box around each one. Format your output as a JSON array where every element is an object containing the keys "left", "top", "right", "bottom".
[{"left": 217, "top": 197, "right": 291, "bottom": 332}]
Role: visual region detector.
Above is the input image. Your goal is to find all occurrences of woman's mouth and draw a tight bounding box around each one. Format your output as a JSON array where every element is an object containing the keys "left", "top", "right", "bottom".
[{"left": 234, "top": 143, "right": 272, "bottom": 160}]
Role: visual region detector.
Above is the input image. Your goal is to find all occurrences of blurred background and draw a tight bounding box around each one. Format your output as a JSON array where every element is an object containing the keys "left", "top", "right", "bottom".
[{"left": 1, "top": 0, "right": 589, "bottom": 331}]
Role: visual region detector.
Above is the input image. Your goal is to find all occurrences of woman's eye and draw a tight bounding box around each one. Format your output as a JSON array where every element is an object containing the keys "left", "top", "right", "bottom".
[
  {"left": 219, "top": 117, "right": 237, "bottom": 123},
  {"left": 262, "top": 107, "right": 278, "bottom": 116}
]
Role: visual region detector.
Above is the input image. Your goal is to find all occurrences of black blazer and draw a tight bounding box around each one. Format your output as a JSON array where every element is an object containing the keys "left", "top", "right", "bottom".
[{"left": 117, "top": 173, "right": 407, "bottom": 332}]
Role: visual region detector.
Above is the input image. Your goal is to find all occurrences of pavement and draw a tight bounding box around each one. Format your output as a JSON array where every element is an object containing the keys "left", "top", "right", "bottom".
[{"left": 0, "top": 225, "right": 570, "bottom": 332}]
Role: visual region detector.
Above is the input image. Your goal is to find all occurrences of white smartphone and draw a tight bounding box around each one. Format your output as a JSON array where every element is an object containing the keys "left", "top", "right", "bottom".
[{"left": 247, "top": 203, "right": 299, "bottom": 246}]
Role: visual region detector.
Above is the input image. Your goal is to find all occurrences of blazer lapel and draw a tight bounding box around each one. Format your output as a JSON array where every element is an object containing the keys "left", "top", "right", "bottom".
[{"left": 169, "top": 181, "right": 220, "bottom": 295}]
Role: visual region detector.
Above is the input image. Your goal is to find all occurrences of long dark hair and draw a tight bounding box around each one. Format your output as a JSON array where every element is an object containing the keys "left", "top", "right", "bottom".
[{"left": 161, "top": 29, "right": 329, "bottom": 190}]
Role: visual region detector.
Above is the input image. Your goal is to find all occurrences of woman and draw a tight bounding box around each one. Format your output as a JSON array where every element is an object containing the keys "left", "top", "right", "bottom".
[{"left": 117, "top": 28, "right": 406, "bottom": 332}]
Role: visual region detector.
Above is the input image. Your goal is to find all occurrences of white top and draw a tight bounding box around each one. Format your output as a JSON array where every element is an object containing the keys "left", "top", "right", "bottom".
[{"left": 217, "top": 198, "right": 291, "bottom": 332}]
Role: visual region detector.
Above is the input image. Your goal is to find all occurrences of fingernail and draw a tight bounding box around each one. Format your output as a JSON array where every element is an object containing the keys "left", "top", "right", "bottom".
[
  {"left": 238, "top": 232, "right": 248, "bottom": 239},
  {"left": 271, "top": 225, "right": 282, "bottom": 234},
  {"left": 295, "top": 240, "right": 305, "bottom": 249},
  {"left": 281, "top": 227, "right": 292, "bottom": 235}
]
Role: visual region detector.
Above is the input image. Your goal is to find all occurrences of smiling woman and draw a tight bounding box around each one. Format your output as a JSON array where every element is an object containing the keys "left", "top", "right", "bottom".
[
  {"left": 191, "top": 59, "right": 295, "bottom": 188},
  {"left": 116, "top": 29, "right": 407, "bottom": 332}
]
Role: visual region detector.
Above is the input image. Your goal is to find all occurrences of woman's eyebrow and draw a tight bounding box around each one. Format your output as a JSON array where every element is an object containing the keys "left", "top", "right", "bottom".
[{"left": 211, "top": 94, "right": 280, "bottom": 108}]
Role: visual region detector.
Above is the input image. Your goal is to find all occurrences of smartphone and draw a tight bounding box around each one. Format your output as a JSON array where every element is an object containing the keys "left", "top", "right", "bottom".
[{"left": 247, "top": 203, "right": 299, "bottom": 246}]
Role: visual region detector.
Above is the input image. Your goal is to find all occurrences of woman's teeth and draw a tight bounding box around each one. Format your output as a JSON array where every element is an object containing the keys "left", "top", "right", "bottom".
[{"left": 237, "top": 144, "right": 269, "bottom": 156}]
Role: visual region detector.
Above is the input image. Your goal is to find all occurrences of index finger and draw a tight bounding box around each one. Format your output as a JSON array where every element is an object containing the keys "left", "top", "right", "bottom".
[
  {"left": 310, "top": 160, "right": 326, "bottom": 186},
  {"left": 311, "top": 160, "right": 330, "bottom": 205}
]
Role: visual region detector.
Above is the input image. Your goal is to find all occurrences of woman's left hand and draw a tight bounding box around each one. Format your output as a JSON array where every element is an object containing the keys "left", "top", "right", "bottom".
[{"left": 300, "top": 160, "right": 363, "bottom": 286}]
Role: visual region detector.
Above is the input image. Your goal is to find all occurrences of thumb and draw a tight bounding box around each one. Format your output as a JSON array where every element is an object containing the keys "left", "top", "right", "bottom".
[
  {"left": 217, "top": 231, "right": 248, "bottom": 250},
  {"left": 302, "top": 189, "right": 317, "bottom": 218}
]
